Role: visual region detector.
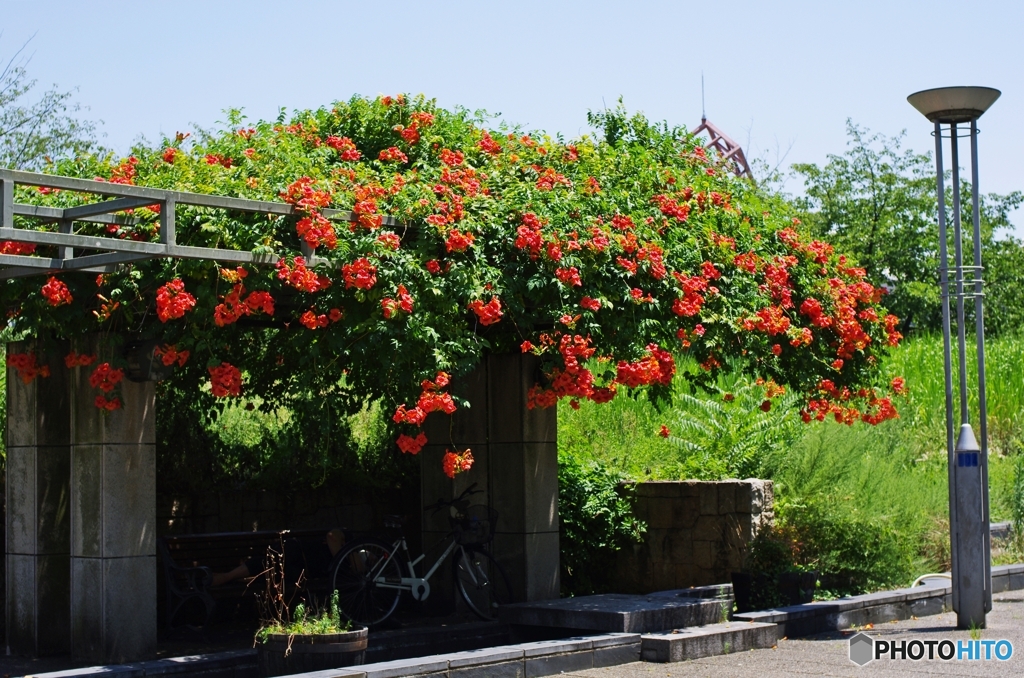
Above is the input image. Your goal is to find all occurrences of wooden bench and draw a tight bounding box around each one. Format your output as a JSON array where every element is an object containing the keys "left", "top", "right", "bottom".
[{"left": 158, "top": 529, "right": 336, "bottom": 628}]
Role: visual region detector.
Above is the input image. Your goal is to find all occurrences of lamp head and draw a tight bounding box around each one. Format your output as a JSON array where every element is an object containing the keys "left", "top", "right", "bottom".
[{"left": 907, "top": 86, "right": 1000, "bottom": 123}]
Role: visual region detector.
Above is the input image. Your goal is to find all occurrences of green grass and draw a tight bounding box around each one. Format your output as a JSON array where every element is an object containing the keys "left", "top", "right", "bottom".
[{"left": 559, "top": 332, "right": 1024, "bottom": 588}]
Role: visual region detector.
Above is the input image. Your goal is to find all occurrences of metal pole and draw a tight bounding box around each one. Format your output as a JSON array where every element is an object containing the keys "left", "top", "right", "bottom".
[
  {"left": 950, "top": 124, "right": 969, "bottom": 426},
  {"left": 970, "top": 119, "right": 993, "bottom": 612},
  {"left": 935, "top": 120, "right": 959, "bottom": 613}
]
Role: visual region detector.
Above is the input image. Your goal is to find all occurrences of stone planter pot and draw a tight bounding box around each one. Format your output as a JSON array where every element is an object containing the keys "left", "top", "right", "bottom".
[
  {"left": 257, "top": 627, "right": 367, "bottom": 677},
  {"left": 777, "top": 571, "right": 817, "bottom": 605},
  {"left": 731, "top": 571, "right": 818, "bottom": 612}
]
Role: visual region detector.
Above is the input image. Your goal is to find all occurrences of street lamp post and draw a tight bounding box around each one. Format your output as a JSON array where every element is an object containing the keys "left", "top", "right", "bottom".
[{"left": 907, "top": 86, "right": 1001, "bottom": 629}]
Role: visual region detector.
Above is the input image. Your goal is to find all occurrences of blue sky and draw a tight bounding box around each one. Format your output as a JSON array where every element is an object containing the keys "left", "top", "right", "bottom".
[{"left": 4, "top": 0, "right": 1022, "bottom": 225}]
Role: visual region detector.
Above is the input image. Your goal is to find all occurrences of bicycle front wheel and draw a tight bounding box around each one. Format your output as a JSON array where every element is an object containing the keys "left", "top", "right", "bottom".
[
  {"left": 454, "top": 547, "right": 514, "bottom": 621},
  {"left": 331, "top": 538, "right": 403, "bottom": 627}
]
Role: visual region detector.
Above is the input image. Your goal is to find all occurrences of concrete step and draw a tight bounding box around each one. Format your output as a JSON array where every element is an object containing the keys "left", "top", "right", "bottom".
[
  {"left": 640, "top": 621, "right": 779, "bottom": 663},
  {"left": 498, "top": 586, "right": 732, "bottom": 634}
]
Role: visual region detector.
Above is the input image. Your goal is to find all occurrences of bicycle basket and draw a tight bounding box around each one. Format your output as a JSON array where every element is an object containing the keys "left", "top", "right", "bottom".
[{"left": 453, "top": 505, "right": 498, "bottom": 546}]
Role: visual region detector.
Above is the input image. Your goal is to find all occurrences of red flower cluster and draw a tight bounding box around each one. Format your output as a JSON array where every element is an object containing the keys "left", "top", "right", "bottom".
[
  {"left": 209, "top": 362, "right": 242, "bottom": 397},
  {"left": 325, "top": 136, "right": 362, "bottom": 161},
  {"left": 671, "top": 271, "right": 710, "bottom": 317},
  {"left": 526, "top": 334, "right": 601, "bottom": 409},
  {"left": 64, "top": 352, "right": 96, "bottom": 368},
  {"left": 41, "top": 277, "right": 73, "bottom": 307},
  {"left": 6, "top": 353, "right": 50, "bottom": 384},
  {"left": 214, "top": 278, "right": 275, "bottom": 327},
  {"left": 468, "top": 297, "right": 503, "bottom": 325},
  {"left": 351, "top": 184, "right": 386, "bottom": 230},
  {"left": 0, "top": 240, "right": 36, "bottom": 255},
  {"left": 778, "top": 228, "right": 834, "bottom": 264},
  {"left": 616, "top": 344, "right": 675, "bottom": 388},
  {"left": 478, "top": 132, "right": 502, "bottom": 155},
  {"left": 445, "top": 230, "right": 475, "bottom": 253},
  {"left": 580, "top": 296, "right": 601, "bottom": 312},
  {"left": 555, "top": 267, "right": 582, "bottom": 287},
  {"left": 733, "top": 251, "right": 760, "bottom": 273},
  {"left": 393, "top": 372, "right": 457, "bottom": 455},
  {"left": 440, "top": 149, "right": 464, "bottom": 166},
  {"left": 89, "top": 362, "right": 124, "bottom": 393},
  {"left": 417, "top": 372, "right": 456, "bottom": 415},
  {"left": 379, "top": 147, "right": 409, "bottom": 163},
  {"left": 300, "top": 309, "right": 329, "bottom": 329},
  {"left": 281, "top": 177, "right": 336, "bottom": 249},
  {"left": 154, "top": 344, "right": 190, "bottom": 367},
  {"left": 611, "top": 214, "right": 635, "bottom": 230},
  {"left": 800, "top": 379, "right": 901, "bottom": 425},
  {"left": 652, "top": 194, "right": 691, "bottom": 221},
  {"left": 108, "top": 156, "right": 139, "bottom": 184},
  {"left": 277, "top": 257, "right": 332, "bottom": 293},
  {"left": 382, "top": 284, "right": 414, "bottom": 319},
  {"left": 515, "top": 213, "right": 545, "bottom": 259},
  {"left": 442, "top": 449, "right": 474, "bottom": 479},
  {"left": 162, "top": 147, "right": 178, "bottom": 163},
  {"left": 296, "top": 213, "right": 338, "bottom": 249},
  {"left": 94, "top": 395, "right": 121, "bottom": 411},
  {"left": 342, "top": 257, "right": 377, "bottom": 290},
  {"left": 393, "top": 111, "right": 433, "bottom": 145},
  {"left": 377, "top": 232, "right": 401, "bottom": 250},
  {"left": 393, "top": 371, "right": 455, "bottom": 428},
  {"left": 535, "top": 168, "right": 571, "bottom": 191},
  {"left": 397, "top": 432, "right": 428, "bottom": 454},
  {"left": 156, "top": 279, "right": 196, "bottom": 322},
  {"left": 659, "top": 425, "right": 670, "bottom": 438},
  {"left": 204, "top": 154, "right": 233, "bottom": 169}
]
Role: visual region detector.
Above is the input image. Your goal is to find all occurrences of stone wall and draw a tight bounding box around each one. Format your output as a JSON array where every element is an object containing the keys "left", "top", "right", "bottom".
[{"left": 614, "top": 479, "right": 773, "bottom": 593}]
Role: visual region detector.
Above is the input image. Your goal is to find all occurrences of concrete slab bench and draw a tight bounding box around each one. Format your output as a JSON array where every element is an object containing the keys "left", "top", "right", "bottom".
[{"left": 497, "top": 590, "right": 730, "bottom": 633}]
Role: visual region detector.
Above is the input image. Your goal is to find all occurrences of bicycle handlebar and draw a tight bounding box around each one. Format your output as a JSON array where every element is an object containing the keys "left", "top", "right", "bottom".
[{"left": 424, "top": 482, "right": 482, "bottom": 513}]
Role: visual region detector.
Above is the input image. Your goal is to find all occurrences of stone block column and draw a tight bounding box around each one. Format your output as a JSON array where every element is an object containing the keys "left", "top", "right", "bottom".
[
  {"left": 421, "top": 353, "right": 559, "bottom": 605},
  {"left": 5, "top": 342, "right": 71, "bottom": 656},
  {"left": 69, "top": 344, "right": 156, "bottom": 663}
]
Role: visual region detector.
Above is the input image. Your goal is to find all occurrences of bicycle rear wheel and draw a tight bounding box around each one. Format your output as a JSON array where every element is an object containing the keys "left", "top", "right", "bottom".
[
  {"left": 330, "top": 538, "right": 403, "bottom": 627},
  {"left": 454, "top": 547, "right": 514, "bottom": 621}
]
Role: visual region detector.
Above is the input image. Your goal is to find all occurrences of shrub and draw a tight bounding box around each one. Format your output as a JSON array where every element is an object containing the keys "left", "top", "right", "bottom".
[
  {"left": 778, "top": 499, "right": 916, "bottom": 597},
  {"left": 558, "top": 451, "right": 645, "bottom": 596},
  {"left": 665, "top": 373, "right": 803, "bottom": 480}
]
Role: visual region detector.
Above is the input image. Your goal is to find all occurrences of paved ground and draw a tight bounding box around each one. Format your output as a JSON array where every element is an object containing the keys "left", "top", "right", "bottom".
[{"left": 570, "top": 590, "right": 1024, "bottom": 677}]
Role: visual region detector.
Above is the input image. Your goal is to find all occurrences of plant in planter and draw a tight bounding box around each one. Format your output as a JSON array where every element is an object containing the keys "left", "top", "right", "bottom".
[
  {"left": 255, "top": 547, "right": 366, "bottom": 677},
  {"left": 732, "top": 524, "right": 818, "bottom": 613}
]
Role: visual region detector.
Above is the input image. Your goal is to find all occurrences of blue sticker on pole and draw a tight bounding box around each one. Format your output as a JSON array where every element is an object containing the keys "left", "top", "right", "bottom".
[{"left": 957, "top": 452, "right": 980, "bottom": 467}]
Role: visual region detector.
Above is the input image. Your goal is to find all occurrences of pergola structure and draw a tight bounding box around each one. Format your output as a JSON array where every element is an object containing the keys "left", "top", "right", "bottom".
[
  {"left": 2, "top": 169, "right": 559, "bottom": 662},
  {"left": 690, "top": 117, "right": 753, "bottom": 181},
  {"left": 0, "top": 168, "right": 398, "bottom": 278}
]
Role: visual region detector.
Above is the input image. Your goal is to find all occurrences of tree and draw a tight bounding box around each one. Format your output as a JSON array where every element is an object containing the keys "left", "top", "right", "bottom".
[
  {"left": 793, "top": 121, "right": 1023, "bottom": 334},
  {"left": 0, "top": 39, "right": 99, "bottom": 170}
]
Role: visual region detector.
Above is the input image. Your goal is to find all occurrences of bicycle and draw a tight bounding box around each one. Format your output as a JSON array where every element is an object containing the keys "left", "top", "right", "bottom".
[{"left": 329, "top": 483, "right": 515, "bottom": 627}]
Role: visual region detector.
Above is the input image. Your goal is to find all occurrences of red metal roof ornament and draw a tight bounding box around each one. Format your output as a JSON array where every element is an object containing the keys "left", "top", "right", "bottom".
[{"left": 690, "top": 116, "right": 754, "bottom": 182}]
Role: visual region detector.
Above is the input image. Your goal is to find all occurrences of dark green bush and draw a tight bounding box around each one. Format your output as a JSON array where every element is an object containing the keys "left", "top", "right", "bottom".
[
  {"left": 558, "top": 451, "right": 646, "bottom": 596},
  {"left": 780, "top": 499, "right": 915, "bottom": 597}
]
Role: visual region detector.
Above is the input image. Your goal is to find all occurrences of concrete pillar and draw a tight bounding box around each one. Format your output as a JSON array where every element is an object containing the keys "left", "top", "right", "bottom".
[
  {"left": 5, "top": 342, "right": 71, "bottom": 656},
  {"left": 421, "top": 353, "right": 559, "bottom": 605},
  {"left": 69, "top": 340, "right": 156, "bottom": 662}
]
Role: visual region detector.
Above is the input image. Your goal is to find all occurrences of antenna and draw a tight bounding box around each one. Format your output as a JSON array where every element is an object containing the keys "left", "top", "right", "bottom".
[{"left": 701, "top": 72, "right": 706, "bottom": 122}]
